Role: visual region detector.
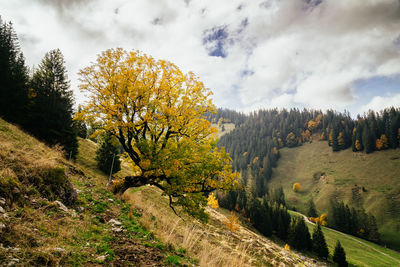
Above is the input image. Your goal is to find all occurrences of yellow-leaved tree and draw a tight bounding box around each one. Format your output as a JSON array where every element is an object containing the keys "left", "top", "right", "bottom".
[{"left": 76, "top": 48, "right": 238, "bottom": 221}]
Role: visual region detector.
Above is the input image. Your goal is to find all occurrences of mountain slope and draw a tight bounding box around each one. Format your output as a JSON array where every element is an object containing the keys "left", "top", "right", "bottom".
[
  {"left": 122, "top": 186, "right": 327, "bottom": 266},
  {"left": 268, "top": 139, "right": 400, "bottom": 250},
  {"left": 0, "top": 117, "right": 324, "bottom": 266},
  {"left": 0, "top": 118, "right": 194, "bottom": 266}
]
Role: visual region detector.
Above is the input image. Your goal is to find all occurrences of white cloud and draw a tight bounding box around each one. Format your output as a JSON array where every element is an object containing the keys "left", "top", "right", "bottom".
[
  {"left": 1, "top": 0, "right": 399, "bottom": 114},
  {"left": 359, "top": 94, "right": 400, "bottom": 115}
]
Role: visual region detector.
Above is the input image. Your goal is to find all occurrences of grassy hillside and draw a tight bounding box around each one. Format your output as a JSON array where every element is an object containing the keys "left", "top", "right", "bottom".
[
  {"left": 0, "top": 118, "right": 195, "bottom": 266},
  {"left": 123, "top": 186, "right": 327, "bottom": 266},
  {"left": 289, "top": 211, "right": 400, "bottom": 267},
  {"left": 269, "top": 139, "right": 400, "bottom": 250},
  {"left": 0, "top": 118, "right": 323, "bottom": 266}
]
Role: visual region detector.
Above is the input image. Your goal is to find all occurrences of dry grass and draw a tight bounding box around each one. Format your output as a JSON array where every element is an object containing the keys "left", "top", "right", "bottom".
[
  {"left": 122, "top": 186, "right": 326, "bottom": 267},
  {"left": 122, "top": 187, "right": 250, "bottom": 266}
]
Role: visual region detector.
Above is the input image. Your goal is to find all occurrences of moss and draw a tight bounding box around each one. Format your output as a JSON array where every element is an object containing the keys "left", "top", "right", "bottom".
[{"left": 0, "top": 171, "right": 22, "bottom": 203}]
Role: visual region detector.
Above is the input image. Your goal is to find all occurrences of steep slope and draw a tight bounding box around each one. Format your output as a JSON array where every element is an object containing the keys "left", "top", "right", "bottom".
[
  {"left": 268, "top": 140, "right": 400, "bottom": 250},
  {"left": 0, "top": 118, "right": 194, "bottom": 266},
  {"left": 123, "top": 186, "right": 327, "bottom": 267}
]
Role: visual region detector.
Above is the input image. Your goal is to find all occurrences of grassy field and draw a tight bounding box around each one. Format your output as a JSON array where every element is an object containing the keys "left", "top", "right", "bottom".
[
  {"left": 268, "top": 140, "right": 400, "bottom": 250},
  {"left": 289, "top": 211, "right": 400, "bottom": 267}
]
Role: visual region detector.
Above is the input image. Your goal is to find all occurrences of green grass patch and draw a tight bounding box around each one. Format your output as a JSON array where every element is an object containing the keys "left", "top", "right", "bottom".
[{"left": 164, "top": 254, "right": 182, "bottom": 266}]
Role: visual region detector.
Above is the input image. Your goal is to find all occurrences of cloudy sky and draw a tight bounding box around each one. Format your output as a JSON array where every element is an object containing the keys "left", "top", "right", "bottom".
[{"left": 1, "top": 0, "right": 400, "bottom": 116}]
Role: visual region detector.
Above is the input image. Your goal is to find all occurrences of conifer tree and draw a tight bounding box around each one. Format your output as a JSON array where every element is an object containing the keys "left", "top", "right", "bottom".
[
  {"left": 312, "top": 223, "right": 329, "bottom": 258},
  {"left": 288, "top": 217, "right": 312, "bottom": 251},
  {"left": 307, "top": 198, "right": 318, "bottom": 218},
  {"left": 28, "top": 49, "right": 78, "bottom": 158},
  {"left": 0, "top": 18, "right": 29, "bottom": 124},
  {"left": 333, "top": 241, "right": 348, "bottom": 267},
  {"left": 332, "top": 127, "right": 339, "bottom": 152},
  {"left": 95, "top": 132, "right": 121, "bottom": 175}
]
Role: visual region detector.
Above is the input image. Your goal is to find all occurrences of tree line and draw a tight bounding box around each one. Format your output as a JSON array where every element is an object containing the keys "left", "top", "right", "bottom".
[
  {"left": 0, "top": 17, "right": 79, "bottom": 158},
  {"left": 215, "top": 107, "right": 400, "bottom": 199},
  {"left": 214, "top": 107, "right": 393, "bottom": 246},
  {"left": 329, "top": 199, "right": 380, "bottom": 243},
  {"left": 217, "top": 187, "right": 348, "bottom": 265}
]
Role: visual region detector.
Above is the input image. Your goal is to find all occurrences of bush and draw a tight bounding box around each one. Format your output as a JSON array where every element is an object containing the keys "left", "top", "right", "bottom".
[{"left": 95, "top": 133, "right": 121, "bottom": 175}]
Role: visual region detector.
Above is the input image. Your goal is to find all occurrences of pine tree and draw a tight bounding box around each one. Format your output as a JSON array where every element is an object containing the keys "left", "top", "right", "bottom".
[
  {"left": 312, "top": 224, "right": 329, "bottom": 258},
  {"left": 333, "top": 241, "right": 348, "bottom": 267},
  {"left": 0, "top": 18, "right": 29, "bottom": 125},
  {"left": 288, "top": 217, "right": 312, "bottom": 251},
  {"left": 28, "top": 49, "right": 78, "bottom": 158},
  {"left": 332, "top": 127, "right": 339, "bottom": 152},
  {"left": 95, "top": 132, "right": 121, "bottom": 174},
  {"left": 307, "top": 198, "right": 318, "bottom": 218}
]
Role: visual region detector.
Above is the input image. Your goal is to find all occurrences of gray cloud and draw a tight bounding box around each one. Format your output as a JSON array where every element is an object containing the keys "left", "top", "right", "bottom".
[{"left": 1, "top": 0, "right": 399, "bottom": 115}]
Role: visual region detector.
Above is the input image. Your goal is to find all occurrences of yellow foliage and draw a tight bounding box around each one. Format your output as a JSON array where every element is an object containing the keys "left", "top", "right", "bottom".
[
  {"left": 277, "top": 137, "right": 283, "bottom": 148},
  {"left": 319, "top": 132, "right": 325, "bottom": 141},
  {"left": 338, "top": 132, "right": 345, "bottom": 148},
  {"left": 225, "top": 212, "right": 240, "bottom": 233},
  {"left": 284, "top": 244, "right": 290, "bottom": 251},
  {"left": 292, "top": 182, "right": 301, "bottom": 192},
  {"left": 376, "top": 138, "right": 383, "bottom": 150},
  {"left": 329, "top": 130, "right": 333, "bottom": 146},
  {"left": 320, "top": 213, "right": 327, "bottom": 221},
  {"left": 252, "top": 157, "right": 259, "bottom": 164},
  {"left": 316, "top": 114, "right": 323, "bottom": 122},
  {"left": 207, "top": 193, "right": 219, "bottom": 209},
  {"left": 355, "top": 139, "right": 361, "bottom": 151},
  {"left": 77, "top": 48, "right": 239, "bottom": 218},
  {"left": 308, "top": 120, "right": 318, "bottom": 131},
  {"left": 380, "top": 134, "right": 389, "bottom": 149}
]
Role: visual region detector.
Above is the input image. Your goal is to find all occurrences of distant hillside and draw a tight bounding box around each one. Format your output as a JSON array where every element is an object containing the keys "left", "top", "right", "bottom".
[{"left": 268, "top": 140, "right": 400, "bottom": 250}]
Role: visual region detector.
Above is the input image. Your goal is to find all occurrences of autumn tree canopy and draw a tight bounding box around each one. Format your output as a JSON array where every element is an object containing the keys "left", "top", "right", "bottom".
[{"left": 77, "top": 48, "right": 238, "bottom": 220}]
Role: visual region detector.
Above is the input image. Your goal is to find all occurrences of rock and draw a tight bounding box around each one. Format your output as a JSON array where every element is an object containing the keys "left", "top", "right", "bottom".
[
  {"left": 0, "top": 197, "right": 5, "bottom": 205},
  {"left": 108, "top": 219, "right": 122, "bottom": 226},
  {"left": 96, "top": 255, "right": 106, "bottom": 261},
  {"left": 53, "top": 247, "right": 66, "bottom": 253},
  {"left": 0, "top": 206, "right": 5, "bottom": 213},
  {"left": 7, "top": 258, "right": 19, "bottom": 266},
  {"left": 111, "top": 227, "right": 123, "bottom": 233},
  {"left": 70, "top": 210, "right": 78, "bottom": 218},
  {"left": 54, "top": 200, "right": 69, "bottom": 212},
  {"left": 108, "top": 198, "right": 114, "bottom": 203},
  {"left": 0, "top": 223, "right": 5, "bottom": 230}
]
